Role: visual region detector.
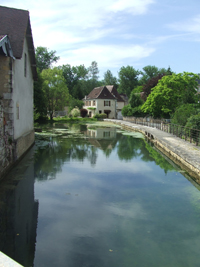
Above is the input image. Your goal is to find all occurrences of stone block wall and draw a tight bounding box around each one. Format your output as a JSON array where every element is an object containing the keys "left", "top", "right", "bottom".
[{"left": 0, "top": 100, "right": 14, "bottom": 178}]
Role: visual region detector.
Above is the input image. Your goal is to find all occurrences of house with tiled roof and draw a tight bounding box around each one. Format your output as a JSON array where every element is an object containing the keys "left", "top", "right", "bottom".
[
  {"left": 83, "top": 85, "right": 125, "bottom": 119},
  {"left": 0, "top": 5, "right": 37, "bottom": 178}
]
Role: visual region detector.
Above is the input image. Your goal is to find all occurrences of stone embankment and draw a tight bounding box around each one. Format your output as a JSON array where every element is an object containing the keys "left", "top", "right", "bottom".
[{"left": 105, "top": 119, "right": 200, "bottom": 182}]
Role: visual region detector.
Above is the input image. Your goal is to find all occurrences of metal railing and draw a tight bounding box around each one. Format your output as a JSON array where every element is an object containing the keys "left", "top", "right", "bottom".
[{"left": 123, "top": 117, "right": 200, "bottom": 146}]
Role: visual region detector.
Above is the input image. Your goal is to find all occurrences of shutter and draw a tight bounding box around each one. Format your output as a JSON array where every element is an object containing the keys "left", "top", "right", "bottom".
[
  {"left": 109, "top": 101, "right": 110, "bottom": 106},
  {"left": 104, "top": 101, "right": 105, "bottom": 106}
]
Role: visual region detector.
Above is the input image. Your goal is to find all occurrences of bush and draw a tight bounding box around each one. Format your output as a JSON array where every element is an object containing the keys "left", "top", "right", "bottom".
[
  {"left": 80, "top": 109, "right": 88, "bottom": 118},
  {"left": 121, "top": 104, "right": 134, "bottom": 117},
  {"left": 131, "top": 105, "right": 146, "bottom": 117},
  {"left": 93, "top": 113, "right": 107, "bottom": 119},
  {"left": 70, "top": 107, "right": 80, "bottom": 117}
]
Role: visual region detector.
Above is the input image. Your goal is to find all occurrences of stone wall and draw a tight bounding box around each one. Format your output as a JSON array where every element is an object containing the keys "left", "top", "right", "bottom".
[
  {"left": 0, "top": 100, "right": 14, "bottom": 178},
  {"left": 0, "top": 56, "right": 14, "bottom": 178}
]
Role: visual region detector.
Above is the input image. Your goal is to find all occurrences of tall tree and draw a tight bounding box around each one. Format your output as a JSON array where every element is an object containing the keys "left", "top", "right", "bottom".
[
  {"left": 139, "top": 65, "right": 172, "bottom": 85},
  {"left": 103, "top": 69, "right": 118, "bottom": 86},
  {"left": 35, "top": 46, "right": 60, "bottom": 72},
  {"left": 41, "top": 67, "right": 69, "bottom": 120},
  {"left": 61, "top": 64, "right": 78, "bottom": 96},
  {"left": 34, "top": 71, "right": 47, "bottom": 119},
  {"left": 141, "top": 73, "right": 165, "bottom": 101},
  {"left": 118, "top": 66, "right": 140, "bottom": 97},
  {"left": 88, "top": 61, "right": 99, "bottom": 88}
]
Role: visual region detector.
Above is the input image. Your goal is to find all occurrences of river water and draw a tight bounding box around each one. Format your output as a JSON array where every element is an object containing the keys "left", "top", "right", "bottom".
[{"left": 1, "top": 122, "right": 200, "bottom": 267}]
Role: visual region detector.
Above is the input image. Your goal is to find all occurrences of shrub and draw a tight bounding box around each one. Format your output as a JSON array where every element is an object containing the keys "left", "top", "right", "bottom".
[
  {"left": 70, "top": 107, "right": 80, "bottom": 117},
  {"left": 80, "top": 109, "right": 88, "bottom": 118},
  {"left": 121, "top": 104, "right": 134, "bottom": 117},
  {"left": 93, "top": 113, "right": 107, "bottom": 119}
]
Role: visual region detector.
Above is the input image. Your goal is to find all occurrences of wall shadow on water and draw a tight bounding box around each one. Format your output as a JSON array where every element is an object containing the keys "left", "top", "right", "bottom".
[{"left": 0, "top": 148, "right": 38, "bottom": 267}]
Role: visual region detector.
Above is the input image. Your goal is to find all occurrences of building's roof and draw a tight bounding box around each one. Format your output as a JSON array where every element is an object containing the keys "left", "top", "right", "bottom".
[
  {"left": 0, "top": 5, "right": 37, "bottom": 80},
  {"left": 86, "top": 86, "right": 116, "bottom": 100},
  {"left": 106, "top": 85, "right": 124, "bottom": 102}
]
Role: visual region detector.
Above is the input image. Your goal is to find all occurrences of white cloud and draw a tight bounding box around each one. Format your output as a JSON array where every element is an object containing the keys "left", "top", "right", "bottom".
[
  {"left": 168, "top": 14, "right": 200, "bottom": 34},
  {"left": 56, "top": 43, "right": 155, "bottom": 69},
  {"left": 107, "top": 0, "right": 155, "bottom": 15}
]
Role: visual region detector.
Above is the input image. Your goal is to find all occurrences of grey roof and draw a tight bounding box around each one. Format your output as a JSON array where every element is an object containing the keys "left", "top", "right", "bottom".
[
  {"left": 86, "top": 86, "right": 116, "bottom": 100},
  {"left": 106, "top": 85, "right": 124, "bottom": 102},
  {"left": 0, "top": 5, "right": 37, "bottom": 80}
]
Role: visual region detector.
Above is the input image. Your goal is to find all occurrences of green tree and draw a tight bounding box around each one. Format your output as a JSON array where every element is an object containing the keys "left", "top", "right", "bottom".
[
  {"left": 129, "top": 91, "right": 144, "bottom": 108},
  {"left": 35, "top": 46, "right": 60, "bottom": 72},
  {"left": 88, "top": 61, "right": 99, "bottom": 88},
  {"left": 142, "top": 72, "right": 199, "bottom": 118},
  {"left": 34, "top": 71, "right": 47, "bottom": 119},
  {"left": 68, "top": 97, "right": 84, "bottom": 112},
  {"left": 118, "top": 66, "right": 140, "bottom": 97},
  {"left": 139, "top": 65, "right": 172, "bottom": 85},
  {"left": 61, "top": 64, "right": 77, "bottom": 96},
  {"left": 41, "top": 67, "right": 69, "bottom": 120},
  {"left": 103, "top": 70, "right": 118, "bottom": 86}
]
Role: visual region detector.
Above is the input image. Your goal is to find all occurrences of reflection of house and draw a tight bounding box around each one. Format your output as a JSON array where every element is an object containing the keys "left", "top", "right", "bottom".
[
  {"left": 85, "top": 127, "right": 117, "bottom": 139},
  {"left": 85, "top": 127, "right": 117, "bottom": 151},
  {"left": 0, "top": 6, "right": 37, "bottom": 177},
  {"left": 83, "top": 85, "right": 125, "bottom": 119}
]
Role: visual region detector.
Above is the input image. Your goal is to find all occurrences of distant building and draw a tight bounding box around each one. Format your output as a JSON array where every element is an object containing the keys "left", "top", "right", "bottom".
[
  {"left": 0, "top": 5, "right": 37, "bottom": 178},
  {"left": 83, "top": 85, "right": 125, "bottom": 119}
]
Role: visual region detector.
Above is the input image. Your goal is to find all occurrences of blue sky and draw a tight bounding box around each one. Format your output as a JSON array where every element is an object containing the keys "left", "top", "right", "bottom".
[{"left": 2, "top": 0, "right": 200, "bottom": 79}]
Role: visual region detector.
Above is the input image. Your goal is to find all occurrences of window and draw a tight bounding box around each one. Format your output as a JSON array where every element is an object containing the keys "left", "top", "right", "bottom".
[
  {"left": 103, "top": 131, "right": 110, "bottom": 137},
  {"left": 16, "top": 102, "right": 19, "bottom": 119},
  {"left": 93, "top": 100, "right": 96, "bottom": 106},
  {"left": 104, "top": 100, "right": 110, "bottom": 106},
  {"left": 89, "top": 101, "right": 91, "bottom": 106},
  {"left": 24, "top": 53, "right": 27, "bottom": 77},
  {"left": 86, "top": 101, "right": 88, "bottom": 106},
  {"left": 99, "top": 110, "right": 102, "bottom": 114}
]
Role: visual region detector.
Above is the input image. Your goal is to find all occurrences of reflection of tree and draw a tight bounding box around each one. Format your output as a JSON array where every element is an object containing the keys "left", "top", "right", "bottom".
[
  {"left": 144, "top": 142, "right": 176, "bottom": 173},
  {"left": 116, "top": 134, "right": 176, "bottom": 173},
  {"left": 117, "top": 135, "right": 144, "bottom": 160},
  {"left": 34, "top": 137, "right": 98, "bottom": 181}
]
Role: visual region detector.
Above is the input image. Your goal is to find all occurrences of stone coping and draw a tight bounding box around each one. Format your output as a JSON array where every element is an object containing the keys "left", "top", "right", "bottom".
[
  {"left": 105, "top": 119, "right": 200, "bottom": 182},
  {"left": 0, "top": 252, "right": 23, "bottom": 267}
]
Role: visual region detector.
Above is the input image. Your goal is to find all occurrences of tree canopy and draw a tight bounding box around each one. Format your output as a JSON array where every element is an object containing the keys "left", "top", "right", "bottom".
[
  {"left": 41, "top": 67, "right": 69, "bottom": 120},
  {"left": 35, "top": 46, "right": 60, "bottom": 72},
  {"left": 103, "top": 70, "right": 118, "bottom": 86},
  {"left": 118, "top": 66, "right": 140, "bottom": 97},
  {"left": 142, "top": 72, "right": 199, "bottom": 118}
]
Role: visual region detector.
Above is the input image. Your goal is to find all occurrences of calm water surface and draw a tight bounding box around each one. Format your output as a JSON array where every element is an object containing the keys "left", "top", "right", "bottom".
[{"left": 1, "top": 122, "right": 200, "bottom": 267}]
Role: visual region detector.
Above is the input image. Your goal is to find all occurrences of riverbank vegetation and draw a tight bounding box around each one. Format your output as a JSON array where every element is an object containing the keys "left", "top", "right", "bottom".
[{"left": 33, "top": 46, "right": 200, "bottom": 129}]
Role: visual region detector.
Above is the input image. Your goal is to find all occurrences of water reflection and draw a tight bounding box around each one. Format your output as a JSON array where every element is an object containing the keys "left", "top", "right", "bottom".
[
  {"left": 0, "top": 148, "right": 38, "bottom": 267},
  {"left": 1, "top": 123, "right": 200, "bottom": 267},
  {"left": 34, "top": 123, "right": 175, "bottom": 182}
]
